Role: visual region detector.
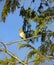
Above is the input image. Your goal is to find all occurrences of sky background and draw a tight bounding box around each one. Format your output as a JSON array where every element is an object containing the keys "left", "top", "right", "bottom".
[{"left": 0, "top": 0, "right": 54, "bottom": 65}]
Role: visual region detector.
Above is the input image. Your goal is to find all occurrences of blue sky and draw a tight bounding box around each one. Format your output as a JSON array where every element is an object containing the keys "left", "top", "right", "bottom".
[{"left": 0, "top": 0, "right": 54, "bottom": 65}]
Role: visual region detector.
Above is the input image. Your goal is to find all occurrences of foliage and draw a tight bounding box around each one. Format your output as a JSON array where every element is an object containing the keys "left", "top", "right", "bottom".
[
  {"left": 50, "top": 0, "right": 54, "bottom": 2},
  {"left": 2, "top": 0, "right": 20, "bottom": 22},
  {"left": 0, "top": 0, "right": 54, "bottom": 65},
  {"left": 34, "top": 55, "right": 45, "bottom": 65},
  {"left": 19, "top": 43, "right": 35, "bottom": 49},
  {"left": 27, "top": 49, "right": 41, "bottom": 61},
  {"left": 0, "top": 57, "right": 17, "bottom": 65}
]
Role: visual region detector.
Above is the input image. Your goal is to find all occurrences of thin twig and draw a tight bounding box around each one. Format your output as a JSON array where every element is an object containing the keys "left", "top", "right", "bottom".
[
  {"left": 0, "top": 42, "right": 6, "bottom": 49},
  {"left": 5, "top": 35, "right": 38, "bottom": 46}
]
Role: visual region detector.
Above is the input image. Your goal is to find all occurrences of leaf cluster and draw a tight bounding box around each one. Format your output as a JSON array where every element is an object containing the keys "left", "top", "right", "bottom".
[
  {"left": 34, "top": 55, "right": 45, "bottom": 65},
  {"left": 0, "top": 57, "right": 17, "bottom": 65},
  {"left": 20, "top": 7, "right": 36, "bottom": 19},
  {"left": 39, "top": 41, "right": 54, "bottom": 56},
  {"left": 2, "top": 0, "right": 20, "bottom": 22}
]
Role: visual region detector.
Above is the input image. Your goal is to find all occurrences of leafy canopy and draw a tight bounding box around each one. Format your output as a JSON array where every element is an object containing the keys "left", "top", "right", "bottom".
[{"left": 0, "top": 0, "right": 54, "bottom": 65}]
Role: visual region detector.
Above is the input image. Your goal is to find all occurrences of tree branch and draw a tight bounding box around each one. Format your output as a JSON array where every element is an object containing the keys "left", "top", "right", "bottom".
[
  {"left": 5, "top": 35, "right": 38, "bottom": 46},
  {"left": 0, "top": 42, "right": 27, "bottom": 65},
  {"left": 6, "top": 50, "right": 27, "bottom": 65}
]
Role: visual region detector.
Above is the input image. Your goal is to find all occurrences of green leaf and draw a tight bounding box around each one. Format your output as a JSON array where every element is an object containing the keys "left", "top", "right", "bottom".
[
  {"left": 27, "top": 50, "right": 40, "bottom": 61},
  {"left": 50, "top": 0, "right": 54, "bottom": 2},
  {"left": 19, "top": 43, "right": 35, "bottom": 49},
  {"left": 34, "top": 55, "right": 45, "bottom": 65},
  {"left": 50, "top": 44, "right": 54, "bottom": 52},
  {"left": 32, "top": 7, "right": 54, "bottom": 23}
]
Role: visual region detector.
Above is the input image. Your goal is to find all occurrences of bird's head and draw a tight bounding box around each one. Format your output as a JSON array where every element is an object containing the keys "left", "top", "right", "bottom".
[{"left": 19, "top": 29, "right": 23, "bottom": 33}]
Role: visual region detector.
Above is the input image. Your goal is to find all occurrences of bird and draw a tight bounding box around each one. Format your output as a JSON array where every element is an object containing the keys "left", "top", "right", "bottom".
[{"left": 19, "top": 29, "right": 26, "bottom": 40}]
